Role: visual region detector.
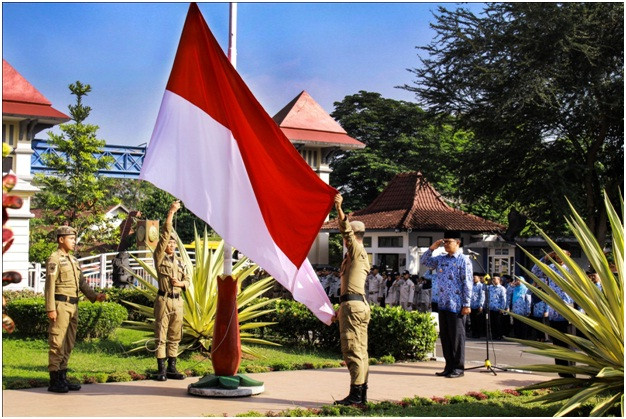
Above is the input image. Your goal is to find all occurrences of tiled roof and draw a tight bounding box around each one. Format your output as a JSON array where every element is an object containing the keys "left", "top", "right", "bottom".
[
  {"left": 2, "top": 59, "right": 69, "bottom": 122},
  {"left": 273, "top": 90, "right": 365, "bottom": 149},
  {"left": 323, "top": 171, "right": 505, "bottom": 232}
]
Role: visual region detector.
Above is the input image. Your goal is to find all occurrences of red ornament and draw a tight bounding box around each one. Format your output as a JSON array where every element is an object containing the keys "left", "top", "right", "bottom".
[{"left": 211, "top": 275, "right": 242, "bottom": 376}]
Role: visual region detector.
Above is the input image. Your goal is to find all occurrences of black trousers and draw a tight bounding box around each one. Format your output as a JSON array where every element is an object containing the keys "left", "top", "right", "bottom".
[
  {"left": 489, "top": 310, "right": 503, "bottom": 339},
  {"left": 439, "top": 310, "right": 466, "bottom": 374},
  {"left": 469, "top": 309, "right": 485, "bottom": 338},
  {"left": 549, "top": 320, "right": 575, "bottom": 378}
]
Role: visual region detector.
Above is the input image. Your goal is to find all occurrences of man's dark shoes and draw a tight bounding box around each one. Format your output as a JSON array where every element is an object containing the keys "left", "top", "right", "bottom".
[
  {"left": 446, "top": 371, "right": 464, "bottom": 378},
  {"left": 48, "top": 371, "right": 69, "bottom": 393},
  {"left": 435, "top": 370, "right": 451, "bottom": 376},
  {"left": 334, "top": 384, "right": 364, "bottom": 405},
  {"left": 166, "top": 357, "right": 186, "bottom": 380},
  {"left": 60, "top": 369, "right": 81, "bottom": 391},
  {"left": 155, "top": 358, "right": 167, "bottom": 381}
]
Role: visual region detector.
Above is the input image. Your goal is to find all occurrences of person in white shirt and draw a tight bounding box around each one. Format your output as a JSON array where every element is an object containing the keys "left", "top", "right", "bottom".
[
  {"left": 399, "top": 271, "right": 416, "bottom": 311},
  {"left": 365, "top": 266, "right": 384, "bottom": 305}
]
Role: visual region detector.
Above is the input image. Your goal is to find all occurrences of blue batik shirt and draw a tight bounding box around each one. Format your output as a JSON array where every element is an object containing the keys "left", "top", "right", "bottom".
[
  {"left": 531, "top": 258, "right": 573, "bottom": 321},
  {"left": 470, "top": 282, "right": 485, "bottom": 309},
  {"left": 532, "top": 299, "right": 548, "bottom": 318},
  {"left": 420, "top": 249, "right": 473, "bottom": 314},
  {"left": 487, "top": 284, "right": 507, "bottom": 311},
  {"left": 510, "top": 286, "right": 532, "bottom": 316}
]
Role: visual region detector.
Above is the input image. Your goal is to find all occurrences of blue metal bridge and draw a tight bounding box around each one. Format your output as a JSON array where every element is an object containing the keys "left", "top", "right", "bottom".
[{"left": 31, "top": 139, "right": 146, "bottom": 179}]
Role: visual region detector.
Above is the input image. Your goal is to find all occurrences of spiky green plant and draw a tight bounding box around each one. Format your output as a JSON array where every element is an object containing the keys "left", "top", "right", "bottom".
[
  {"left": 507, "top": 191, "right": 623, "bottom": 417},
  {"left": 122, "top": 227, "right": 279, "bottom": 357}
]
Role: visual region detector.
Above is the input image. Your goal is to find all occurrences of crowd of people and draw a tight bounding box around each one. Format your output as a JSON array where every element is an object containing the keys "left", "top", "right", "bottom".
[
  {"left": 314, "top": 258, "right": 603, "bottom": 345},
  {"left": 315, "top": 266, "right": 433, "bottom": 312}
]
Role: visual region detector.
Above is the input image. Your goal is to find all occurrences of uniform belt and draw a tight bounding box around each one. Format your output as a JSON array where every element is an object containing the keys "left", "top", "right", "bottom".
[
  {"left": 55, "top": 294, "right": 79, "bottom": 304},
  {"left": 157, "top": 290, "right": 180, "bottom": 299},
  {"left": 339, "top": 294, "right": 366, "bottom": 303}
]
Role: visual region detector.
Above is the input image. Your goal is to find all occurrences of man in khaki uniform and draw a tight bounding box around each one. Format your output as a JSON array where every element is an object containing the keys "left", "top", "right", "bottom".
[
  {"left": 153, "top": 200, "right": 190, "bottom": 381},
  {"left": 45, "top": 226, "right": 106, "bottom": 393},
  {"left": 333, "top": 193, "right": 370, "bottom": 405}
]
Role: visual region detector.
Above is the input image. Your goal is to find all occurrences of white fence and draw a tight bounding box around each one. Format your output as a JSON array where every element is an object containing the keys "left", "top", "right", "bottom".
[{"left": 27, "top": 250, "right": 197, "bottom": 293}]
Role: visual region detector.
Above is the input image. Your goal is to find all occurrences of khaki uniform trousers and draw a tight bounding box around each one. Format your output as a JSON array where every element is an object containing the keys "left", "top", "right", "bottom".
[
  {"left": 338, "top": 300, "right": 370, "bottom": 385},
  {"left": 48, "top": 300, "right": 78, "bottom": 372},
  {"left": 154, "top": 295, "right": 184, "bottom": 358}
]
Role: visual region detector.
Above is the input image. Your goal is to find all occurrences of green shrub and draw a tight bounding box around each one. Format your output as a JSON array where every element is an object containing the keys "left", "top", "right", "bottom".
[
  {"left": 379, "top": 355, "right": 396, "bottom": 364},
  {"left": 262, "top": 299, "right": 437, "bottom": 361},
  {"left": 2, "top": 289, "right": 40, "bottom": 303},
  {"left": 368, "top": 306, "right": 437, "bottom": 360},
  {"left": 98, "top": 288, "right": 153, "bottom": 321},
  {"left": 5, "top": 298, "right": 127, "bottom": 340}
]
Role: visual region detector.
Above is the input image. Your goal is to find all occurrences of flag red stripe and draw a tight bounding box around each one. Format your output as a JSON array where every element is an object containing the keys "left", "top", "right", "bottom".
[{"left": 165, "top": 3, "right": 336, "bottom": 267}]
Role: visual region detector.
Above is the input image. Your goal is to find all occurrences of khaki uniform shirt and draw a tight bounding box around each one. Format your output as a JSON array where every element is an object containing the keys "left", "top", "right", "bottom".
[
  {"left": 153, "top": 221, "right": 190, "bottom": 293},
  {"left": 338, "top": 216, "right": 370, "bottom": 296},
  {"left": 45, "top": 249, "right": 97, "bottom": 312}
]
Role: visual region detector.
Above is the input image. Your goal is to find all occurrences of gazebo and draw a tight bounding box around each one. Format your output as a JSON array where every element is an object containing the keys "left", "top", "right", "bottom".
[{"left": 323, "top": 171, "right": 505, "bottom": 274}]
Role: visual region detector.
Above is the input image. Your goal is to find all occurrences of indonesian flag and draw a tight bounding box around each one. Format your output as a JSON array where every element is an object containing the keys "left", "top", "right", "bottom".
[{"left": 140, "top": 3, "right": 337, "bottom": 324}]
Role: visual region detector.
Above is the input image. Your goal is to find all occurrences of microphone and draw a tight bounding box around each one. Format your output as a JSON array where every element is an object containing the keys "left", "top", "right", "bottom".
[{"left": 466, "top": 249, "right": 480, "bottom": 256}]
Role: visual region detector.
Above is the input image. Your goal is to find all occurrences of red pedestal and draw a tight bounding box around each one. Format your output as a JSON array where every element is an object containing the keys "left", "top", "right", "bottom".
[{"left": 211, "top": 275, "right": 242, "bottom": 376}]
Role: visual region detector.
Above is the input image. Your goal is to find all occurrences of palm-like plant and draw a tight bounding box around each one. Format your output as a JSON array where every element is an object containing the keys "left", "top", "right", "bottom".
[
  {"left": 123, "top": 227, "right": 279, "bottom": 357},
  {"left": 507, "top": 192, "right": 623, "bottom": 417}
]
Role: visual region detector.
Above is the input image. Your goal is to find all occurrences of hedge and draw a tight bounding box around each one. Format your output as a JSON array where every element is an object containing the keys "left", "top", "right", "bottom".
[
  {"left": 5, "top": 297, "right": 127, "bottom": 340},
  {"left": 261, "top": 299, "right": 437, "bottom": 360},
  {"left": 98, "top": 287, "right": 153, "bottom": 321}
]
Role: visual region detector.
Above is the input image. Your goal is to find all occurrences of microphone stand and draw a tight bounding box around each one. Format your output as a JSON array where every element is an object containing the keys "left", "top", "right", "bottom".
[{"left": 464, "top": 252, "right": 507, "bottom": 376}]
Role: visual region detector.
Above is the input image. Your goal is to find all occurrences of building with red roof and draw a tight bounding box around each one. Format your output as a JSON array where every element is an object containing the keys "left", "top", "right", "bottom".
[
  {"left": 323, "top": 171, "right": 506, "bottom": 274},
  {"left": 2, "top": 59, "right": 70, "bottom": 286}
]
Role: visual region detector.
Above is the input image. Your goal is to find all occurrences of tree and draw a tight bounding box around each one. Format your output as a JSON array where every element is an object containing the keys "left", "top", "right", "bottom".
[
  {"left": 32, "top": 81, "right": 118, "bottom": 259},
  {"left": 329, "top": 91, "right": 474, "bottom": 214},
  {"left": 404, "top": 3, "right": 624, "bottom": 242}
]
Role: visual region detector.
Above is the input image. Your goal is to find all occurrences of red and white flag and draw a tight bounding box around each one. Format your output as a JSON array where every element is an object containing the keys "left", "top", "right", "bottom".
[{"left": 140, "top": 3, "right": 337, "bottom": 324}]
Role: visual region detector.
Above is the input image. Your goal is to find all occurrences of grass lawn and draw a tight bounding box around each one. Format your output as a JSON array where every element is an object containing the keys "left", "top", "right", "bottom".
[
  {"left": 2, "top": 327, "right": 343, "bottom": 389},
  {"left": 235, "top": 393, "right": 571, "bottom": 417}
]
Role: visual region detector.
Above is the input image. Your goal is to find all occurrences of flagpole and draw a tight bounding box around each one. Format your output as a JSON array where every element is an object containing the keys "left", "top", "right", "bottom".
[{"left": 223, "top": 2, "right": 237, "bottom": 276}]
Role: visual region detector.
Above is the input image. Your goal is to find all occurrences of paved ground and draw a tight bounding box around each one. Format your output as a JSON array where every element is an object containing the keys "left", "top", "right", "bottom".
[{"left": 3, "top": 358, "right": 553, "bottom": 417}]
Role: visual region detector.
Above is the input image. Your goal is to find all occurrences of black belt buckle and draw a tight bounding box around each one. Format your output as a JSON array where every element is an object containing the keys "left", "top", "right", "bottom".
[
  {"left": 55, "top": 294, "right": 78, "bottom": 304},
  {"left": 158, "top": 290, "right": 179, "bottom": 299},
  {"left": 339, "top": 294, "right": 365, "bottom": 303}
]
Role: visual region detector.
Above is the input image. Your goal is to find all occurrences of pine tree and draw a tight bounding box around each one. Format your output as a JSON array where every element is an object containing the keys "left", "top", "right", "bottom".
[{"left": 32, "top": 81, "right": 119, "bottom": 259}]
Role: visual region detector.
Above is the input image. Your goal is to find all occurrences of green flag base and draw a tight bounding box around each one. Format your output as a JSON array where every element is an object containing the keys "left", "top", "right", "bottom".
[{"left": 189, "top": 373, "right": 264, "bottom": 390}]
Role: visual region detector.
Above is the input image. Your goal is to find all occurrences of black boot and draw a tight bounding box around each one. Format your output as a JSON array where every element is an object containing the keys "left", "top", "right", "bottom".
[
  {"left": 155, "top": 358, "right": 167, "bottom": 381},
  {"left": 334, "top": 384, "right": 364, "bottom": 405},
  {"left": 48, "top": 371, "right": 69, "bottom": 393},
  {"left": 166, "top": 357, "right": 185, "bottom": 380},
  {"left": 60, "top": 369, "right": 81, "bottom": 391},
  {"left": 361, "top": 383, "right": 368, "bottom": 404}
]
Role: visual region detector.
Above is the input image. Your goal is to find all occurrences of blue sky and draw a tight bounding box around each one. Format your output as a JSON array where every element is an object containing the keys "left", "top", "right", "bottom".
[{"left": 3, "top": 2, "right": 484, "bottom": 147}]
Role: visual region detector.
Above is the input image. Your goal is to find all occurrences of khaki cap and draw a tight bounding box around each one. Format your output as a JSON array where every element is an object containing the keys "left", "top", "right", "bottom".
[
  {"left": 349, "top": 220, "right": 365, "bottom": 233},
  {"left": 56, "top": 226, "right": 77, "bottom": 237}
]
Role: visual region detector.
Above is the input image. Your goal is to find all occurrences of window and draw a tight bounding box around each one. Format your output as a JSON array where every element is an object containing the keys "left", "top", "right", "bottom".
[
  {"left": 363, "top": 236, "right": 372, "bottom": 248},
  {"left": 417, "top": 236, "right": 432, "bottom": 247},
  {"left": 494, "top": 248, "right": 510, "bottom": 256},
  {"left": 378, "top": 236, "right": 403, "bottom": 248}
]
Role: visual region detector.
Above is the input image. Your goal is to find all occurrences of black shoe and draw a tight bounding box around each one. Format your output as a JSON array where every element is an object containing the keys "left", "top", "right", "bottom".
[
  {"left": 166, "top": 357, "right": 185, "bottom": 380},
  {"left": 361, "top": 383, "right": 368, "bottom": 404},
  {"left": 60, "top": 369, "right": 81, "bottom": 391},
  {"left": 48, "top": 371, "right": 69, "bottom": 393},
  {"left": 446, "top": 371, "right": 464, "bottom": 378},
  {"left": 435, "top": 370, "right": 451, "bottom": 376},
  {"left": 334, "top": 384, "right": 364, "bottom": 405},
  {"left": 155, "top": 358, "right": 167, "bottom": 381}
]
